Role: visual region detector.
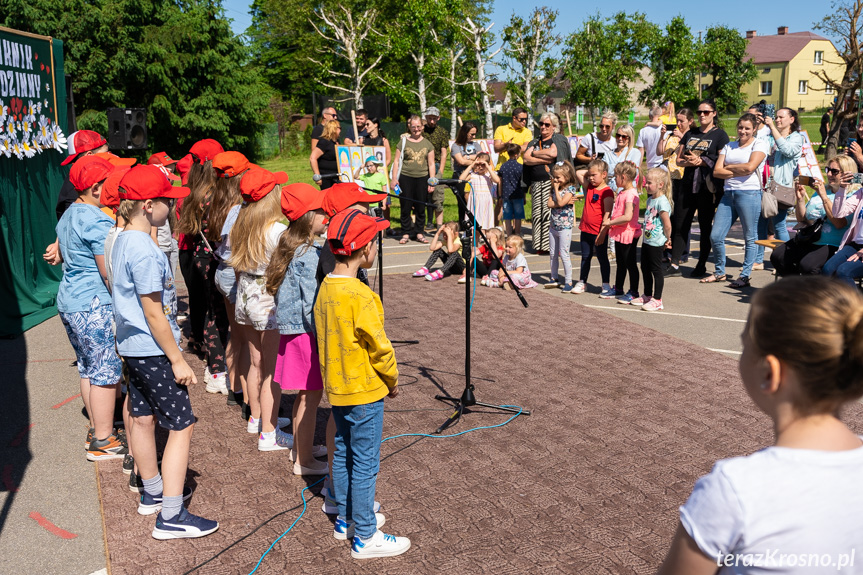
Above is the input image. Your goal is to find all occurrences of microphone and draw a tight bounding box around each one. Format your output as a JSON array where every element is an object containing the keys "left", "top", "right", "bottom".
[
  {"left": 427, "top": 177, "right": 466, "bottom": 186},
  {"left": 313, "top": 173, "right": 341, "bottom": 182}
]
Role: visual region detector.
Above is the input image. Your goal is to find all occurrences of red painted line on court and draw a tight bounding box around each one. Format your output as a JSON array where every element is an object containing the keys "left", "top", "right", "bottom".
[
  {"left": 29, "top": 512, "right": 78, "bottom": 539},
  {"left": 51, "top": 393, "right": 81, "bottom": 409},
  {"left": 2, "top": 465, "right": 19, "bottom": 492},
  {"left": 8, "top": 423, "right": 34, "bottom": 447}
]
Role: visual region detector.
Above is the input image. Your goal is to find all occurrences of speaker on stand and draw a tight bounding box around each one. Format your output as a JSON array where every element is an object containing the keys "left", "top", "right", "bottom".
[{"left": 106, "top": 108, "right": 148, "bottom": 151}]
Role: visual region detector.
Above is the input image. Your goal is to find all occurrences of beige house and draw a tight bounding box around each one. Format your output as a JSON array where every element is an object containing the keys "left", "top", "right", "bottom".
[{"left": 701, "top": 27, "right": 842, "bottom": 112}]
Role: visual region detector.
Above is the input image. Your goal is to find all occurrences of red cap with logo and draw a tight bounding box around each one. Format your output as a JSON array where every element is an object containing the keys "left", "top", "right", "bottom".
[
  {"left": 147, "top": 152, "right": 178, "bottom": 167},
  {"left": 70, "top": 156, "right": 117, "bottom": 192},
  {"left": 92, "top": 152, "right": 137, "bottom": 167},
  {"left": 327, "top": 209, "right": 389, "bottom": 256},
  {"left": 189, "top": 139, "right": 224, "bottom": 163},
  {"left": 118, "top": 165, "right": 191, "bottom": 201},
  {"left": 322, "top": 182, "right": 387, "bottom": 217},
  {"left": 280, "top": 183, "right": 327, "bottom": 222},
  {"left": 212, "top": 151, "right": 254, "bottom": 178},
  {"left": 240, "top": 167, "right": 289, "bottom": 203},
  {"left": 62, "top": 130, "right": 107, "bottom": 166}
]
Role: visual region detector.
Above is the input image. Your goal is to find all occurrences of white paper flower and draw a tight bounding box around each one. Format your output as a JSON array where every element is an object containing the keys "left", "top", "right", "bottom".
[
  {"left": 30, "top": 100, "right": 41, "bottom": 115},
  {"left": 37, "top": 116, "right": 51, "bottom": 146},
  {"left": 21, "top": 138, "right": 37, "bottom": 158},
  {"left": 20, "top": 115, "right": 33, "bottom": 136},
  {"left": 50, "top": 124, "right": 67, "bottom": 151},
  {"left": 0, "top": 137, "right": 10, "bottom": 158},
  {"left": 10, "top": 138, "right": 23, "bottom": 160},
  {"left": 6, "top": 120, "right": 16, "bottom": 140},
  {"left": 0, "top": 101, "right": 6, "bottom": 124}
]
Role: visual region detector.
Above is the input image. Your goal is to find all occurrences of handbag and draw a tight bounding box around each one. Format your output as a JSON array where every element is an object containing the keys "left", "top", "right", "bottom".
[
  {"left": 766, "top": 179, "right": 796, "bottom": 209},
  {"left": 790, "top": 217, "right": 824, "bottom": 245},
  {"left": 761, "top": 189, "right": 779, "bottom": 218}
]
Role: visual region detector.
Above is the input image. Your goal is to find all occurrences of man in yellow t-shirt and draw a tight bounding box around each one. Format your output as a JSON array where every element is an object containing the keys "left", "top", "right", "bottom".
[{"left": 493, "top": 107, "right": 533, "bottom": 168}]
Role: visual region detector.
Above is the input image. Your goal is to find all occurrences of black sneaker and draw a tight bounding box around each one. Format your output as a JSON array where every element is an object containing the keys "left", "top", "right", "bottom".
[
  {"left": 663, "top": 264, "right": 682, "bottom": 278},
  {"left": 227, "top": 390, "right": 243, "bottom": 407},
  {"left": 689, "top": 264, "right": 707, "bottom": 278},
  {"left": 152, "top": 508, "right": 218, "bottom": 540},
  {"left": 123, "top": 454, "right": 135, "bottom": 475},
  {"left": 129, "top": 472, "right": 144, "bottom": 493}
]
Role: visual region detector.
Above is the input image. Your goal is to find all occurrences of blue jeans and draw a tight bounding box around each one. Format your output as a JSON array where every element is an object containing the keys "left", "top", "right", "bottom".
[
  {"left": 710, "top": 188, "right": 761, "bottom": 277},
  {"left": 756, "top": 210, "right": 790, "bottom": 262},
  {"left": 822, "top": 245, "right": 863, "bottom": 285},
  {"left": 332, "top": 400, "right": 384, "bottom": 539}
]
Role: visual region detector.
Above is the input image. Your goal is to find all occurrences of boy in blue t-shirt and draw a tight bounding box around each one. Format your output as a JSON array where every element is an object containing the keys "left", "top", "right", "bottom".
[
  {"left": 112, "top": 165, "right": 218, "bottom": 540},
  {"left": 498, "top": 143, "right": 525, "bottom": 235},
  {"left": 57, "top": 156, "right": 126, "bottom": 461}
]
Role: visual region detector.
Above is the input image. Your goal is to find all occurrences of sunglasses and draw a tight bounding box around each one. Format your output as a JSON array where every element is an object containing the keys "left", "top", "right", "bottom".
[
  {"left": 697, "top": 110, "right": 713, "bottom": 115},
  {"left": 616, "top": 134, "right": 629, "bottom": 138},
  {"left": 539, "top": 122, "right": 553, "bottom": 127},
  {"left": 826, "top": 167, "right": 841, "bottom": 175},
  {"left": 516, "top": 116, "right": 528, "bottom": 122},
  {"left": 599, "top": 124, "right": 613, "bottom": 129}
]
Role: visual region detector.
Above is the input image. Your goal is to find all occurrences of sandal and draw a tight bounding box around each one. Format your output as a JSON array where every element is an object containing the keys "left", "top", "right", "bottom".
[
  {"left": 399, "top": 235, "right": 410, "bottom": 244},
  {"left": 416, "top": 235, "right": 429, "bottom": 244},
  {"left": 699, "top": 273, "right": 726, "bottom": 284},
  {"left": 728, "top": 276, "right": 750, "bottom": 289}
]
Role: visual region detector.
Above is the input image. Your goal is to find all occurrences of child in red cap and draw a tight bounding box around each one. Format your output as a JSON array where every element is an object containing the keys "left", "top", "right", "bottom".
[
  {"left": 313, "top": 209, "right": 410, "bottom": 559},
  {"left": 56, "top": 155, "right": 126, "bottom": 462},
  {"left": 111, "top": 165, "right": 218, "bottom": 539},
  {"left": 228, "top": 167, "right": 293, "bottom": 449},
  {"left": 264, "top": 183, "right": 329, "bottom": 475}
]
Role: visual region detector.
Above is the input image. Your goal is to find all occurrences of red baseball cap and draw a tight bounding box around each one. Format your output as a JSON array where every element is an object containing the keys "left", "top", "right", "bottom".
[
  {"left": 92, "top": 152, "right": 136, "bottom": 167},
  {"left": 322, "top": 182, "right": 387, "bottom": 217},
  {"left": 70, "top": 156, "right": 116, "bottom": 192},
  {"left": 212, "top": 151, "right": 254, "bottom": 178},
  {"left": 327, "top": 209, "right": 389, "bottom": 256},
  {"left": 175, "top": 153, "right": 194, "bottom": 185},
  {"left": 240, "top": 167, "right": 289, "bottom": 202},
  {"left": 118, "top": 165, "right": 191, "bottom": 201},
  {"left": 147, "top": 152, "right": 178, "bottom": 166},
  {"left": 280, "top": 183, "right": 327, "bottom": 222},
  {"left": 100, "top": 166, "right": 133, "bottom": 209},
  {"left": 189, "top": 139, "right": 224, "bottom": 163},
  {"left": 62, "top": 130, "right": 107, "bottom": 166}
]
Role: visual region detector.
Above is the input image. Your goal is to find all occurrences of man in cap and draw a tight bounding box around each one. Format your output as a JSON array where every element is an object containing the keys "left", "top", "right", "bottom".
[{"left": 422, "top": 106, "right": 450, "bottom": 230}]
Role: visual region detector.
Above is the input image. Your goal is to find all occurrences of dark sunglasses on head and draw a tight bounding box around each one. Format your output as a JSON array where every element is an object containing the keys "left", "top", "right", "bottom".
[{"left": 599, "top": 124, "right": 612, "bottom": 129}]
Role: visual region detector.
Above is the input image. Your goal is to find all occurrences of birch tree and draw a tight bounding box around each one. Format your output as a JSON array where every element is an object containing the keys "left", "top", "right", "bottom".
[
  {"left": 460, "top": 17, "right": 502, "bottom": 138},
  {"left": 307, "top": 5, "right": 386, "bottom": 109},
  {"left": 501, "top": 7, "right": 561, "bottom": 115},
  {"left": 431, "top": 31, "right": 476, "bottom": 139},
  {"left": 812, "top": 0, "right": 863, "bottom": 159}
]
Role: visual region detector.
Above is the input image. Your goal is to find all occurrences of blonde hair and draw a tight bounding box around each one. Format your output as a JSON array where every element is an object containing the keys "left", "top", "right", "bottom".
[
  {"left": 616, "top": 124, "right": 635, "bottom": 157},
  {"left": 117, "top": 197, "right": 144, "bottom": 222},
  {"left": 831, "top": 155, "right": 857, "bottom": 176},
  {"left": 227, "top": 187, "right": 283, "bottom": 273},
  {"left": 207, "top": 173, "right": 243, "bottom": 242},
  {"left": 748, "top": 276, "right": 863, "bottom": 413},
  {"left": 506, "top": 234, "right": 524, "bottom": 256},
  {"left": 321, "top": 119, "right": 341, "bottom": 142},
  {"left": 485, "top": 227, "right": 504, "bottom": 249},
  {"left": 601, "top": 111, "right": 618, "bottom": 126},
  {"left": 177, "top": 160, "right": 217, "bottom": 236},
  {"left": 265, "top": 210, "right": 317, "bottom": 295},
  {"left": 646, "top": 167, "right": 673, "bottom": 213},
  {"left": 475, "top": 152, "right": 491, "bottom": 164},
  {"left": 551, "top": 162, "right": 577, "bottom": 187},
  {"left": 614, "top": 160, "right": 639, "bottom": 185},
  {"left": 663, "top": 102, "right": 676, "bottom": 117}
]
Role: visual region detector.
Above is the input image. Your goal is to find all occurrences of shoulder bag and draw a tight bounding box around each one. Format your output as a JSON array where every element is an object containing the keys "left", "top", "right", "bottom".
[
  {"left": 790, "top": 217, "right": 824, "bottom": 245},
  {"left": 765, "top": 179, "right": 796, "bottom": 210}
]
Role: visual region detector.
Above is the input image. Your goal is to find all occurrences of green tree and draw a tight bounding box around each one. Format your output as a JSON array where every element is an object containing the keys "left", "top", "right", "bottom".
[
  {"left": 700, "top": 25, "right": 757, "bottom": 113},
  {"left": 639, "top": 15, "right": 699, "bottom": 109},
  {"left": 562, "top": 12, "right": 658, "bottom": 116}
]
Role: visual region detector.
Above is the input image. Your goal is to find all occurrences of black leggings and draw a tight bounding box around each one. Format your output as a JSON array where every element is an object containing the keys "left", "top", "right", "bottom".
[
  {"left": 614, "top": 239, "right": 640, "bottom": 294},
  {"left": 178, "top": 248, "right": 205, "bottom": 344},
  {"left": 399, "top": 175, "right": 428, "bottom": 238},
  {"left": 641, "top": 244, "right": 665, "bottom": 299},
  {"left": 469, "top": 257, "right": 499, "bottom": 277},
  {"left": 424, "top": 248, "right": 465, "bottom": 276},
  {"left": 771, "top": 242, "right": 838, "bottom": 276},
  {"left": 579, "top": 231, "right": 610, "bottom": 284},
  {"left": 671, "top": 189, "right": 718, "bottom": 267}
]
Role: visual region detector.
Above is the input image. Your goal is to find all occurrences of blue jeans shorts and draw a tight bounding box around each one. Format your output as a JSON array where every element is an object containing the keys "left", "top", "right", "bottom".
[
  {"left": 59, "top": 295, "right": 123, "bottom": 387},
  {"left": 503, "top": 198, "right": 525, "bottom": 220}
]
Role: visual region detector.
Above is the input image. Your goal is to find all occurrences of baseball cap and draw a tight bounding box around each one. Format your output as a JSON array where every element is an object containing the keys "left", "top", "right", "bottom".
[
  {"left": 212, "top": 151, "right": 254, "bottom": 178},
  {"left": 280, "top": 183, "right": 327, "bottom": 222},
  {"left": 364, "top": 156, "right": 383, "bottom": 165},
  {"left": 100, "top": 166, "right": 133, "bottom": 209},
  {"left": 175, "top": 153, "right": 194, "bottom": 185},
  {"left": 327, "top": 209, "right": 389, "bottom": 256},
  {"left": 92, "top": 152, "right": 136, "bottom": 167},
  {"left": 240, "top": 167, "right": 289, "bottom": 203},
  {"left": 423, "top": 106, "right": 441, "bottom": 117},
  {"left": 118, "top": 165, "right": 191, "bottom": 201},
  {"left": 147, "top": 152, "right": 178, "bottom": 167},
  {"left": 189, "top": 139, "right": 224, "bottom": 163},
  {"left": 69, "top": 156, "right": 116, "bottom": 192},
  {"left": 322, "top": 182, "right": 387, "bottom": 217},
  {"left": 62, "top": 130, "right": 107, "bottom": 166}
]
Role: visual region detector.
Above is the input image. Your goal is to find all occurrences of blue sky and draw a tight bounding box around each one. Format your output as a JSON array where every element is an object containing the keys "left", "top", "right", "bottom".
[{"left": 222, "top": 0, "right": 834, "bottom": 43}]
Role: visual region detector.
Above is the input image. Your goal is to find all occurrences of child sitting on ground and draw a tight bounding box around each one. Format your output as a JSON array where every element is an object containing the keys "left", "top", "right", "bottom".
[
  {"left": 487, "top": 234, "right": 538, "bottom": 290},
  {"left": 413, "top": 221, "right": 465, "bottom": 282},
  {"left": 463, "top": 227, "right": 504, "bottom": 285}
]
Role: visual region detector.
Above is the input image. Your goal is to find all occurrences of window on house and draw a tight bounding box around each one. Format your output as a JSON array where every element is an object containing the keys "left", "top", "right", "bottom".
[
  {"left": 760, "top": 81, "right": 773, "bottom": 95},
  {"left": 798, "top": 80, "right": 808, "bottom": 94},
  {"left": 701, "top": 83, "right": 709, "bottom": 93},
  {"left": 814, "top": 51, "right": 824, "bottom": 65},
  {"left": 762, "top": 68, "right": 771, "bottom": 74},
  {"left": 701, "top": 72, "right": 708, "bottom": 77},
  {"left": 825, "top": 84, "right": 834, "bottom": 95}
]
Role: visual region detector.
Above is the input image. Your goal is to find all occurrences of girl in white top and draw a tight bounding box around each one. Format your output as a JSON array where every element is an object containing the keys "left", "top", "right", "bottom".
[
  {"left": 706, "top": 113, "right": 769, "bottom": 288},
  {"left": 658, "top": 276, "right": 863, "bottom": 575},
  {"left": 459, "top": 152, "right": 499, "bottom": 230}
]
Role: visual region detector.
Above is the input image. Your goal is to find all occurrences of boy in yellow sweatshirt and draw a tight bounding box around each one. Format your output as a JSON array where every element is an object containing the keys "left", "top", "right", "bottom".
[{"left": 313, "top": 209, "right": 410, "bottom": 559}]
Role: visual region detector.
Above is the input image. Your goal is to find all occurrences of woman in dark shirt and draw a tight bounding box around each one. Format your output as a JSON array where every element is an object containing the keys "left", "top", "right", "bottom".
[
  {"left": 310, "top": 120, "right": 341, "bottom": 190},
  {"left": 523, "top": 113, "right": 559, "bottom": 254}
]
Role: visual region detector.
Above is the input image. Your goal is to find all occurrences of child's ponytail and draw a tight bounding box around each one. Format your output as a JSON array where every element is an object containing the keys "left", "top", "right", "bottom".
[{"left": 265, "top": 211, "right": 316, "bottom": 295}]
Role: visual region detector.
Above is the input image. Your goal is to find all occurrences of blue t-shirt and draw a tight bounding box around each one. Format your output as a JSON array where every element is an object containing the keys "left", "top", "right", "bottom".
[
  {"left": 111, "top": 230, "right": 181, "bottom": 357},
  {"left": 56, "top": 203, "right": 114, "bottom": 313},
  {"left": 643, "top": 195, "right": 672, "bottom": 247},
  {"left": 499, "top": 158, "right": 524, "bottom": 200},
  {"left": 805, "top": 192, "right": 850, "bottom": 247}
]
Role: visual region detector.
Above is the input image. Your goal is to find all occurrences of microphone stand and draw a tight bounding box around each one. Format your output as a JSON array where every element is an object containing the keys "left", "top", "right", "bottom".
[{"left": 432, "top": 180, "right": 531, "bottom": 434}]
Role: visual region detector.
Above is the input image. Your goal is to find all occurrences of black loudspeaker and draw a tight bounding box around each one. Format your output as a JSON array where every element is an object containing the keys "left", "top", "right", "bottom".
[{"left": 106, "top": 107, "right": 147, "bottom": 150}]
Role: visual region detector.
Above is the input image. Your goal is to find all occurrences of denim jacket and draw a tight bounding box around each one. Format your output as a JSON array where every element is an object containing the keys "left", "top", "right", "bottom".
[
  {"left": 275, "top": 242, "right": 322, "bottom": 335},
  {"left": 768, "top": 131, "right": 803, "bottom": 187}
]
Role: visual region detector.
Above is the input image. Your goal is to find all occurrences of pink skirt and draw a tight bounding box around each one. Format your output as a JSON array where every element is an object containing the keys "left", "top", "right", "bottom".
[{"left": 274, "top": 333, "right": 324, "bottom": 391}]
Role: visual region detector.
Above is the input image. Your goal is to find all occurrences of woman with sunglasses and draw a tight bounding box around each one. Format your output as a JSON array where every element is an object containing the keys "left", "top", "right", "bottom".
[
  {"left": 668, "top": 100, "right": 729, "bottom": 278},
  {"left": 524, "top": 113, "right": 560, "bottom": 254},
  {"left": 822, "top": 157, "right": 863, "bottom": 284},
  {"left": 605, "top": 124, "right": 642, "bottom": 193}
]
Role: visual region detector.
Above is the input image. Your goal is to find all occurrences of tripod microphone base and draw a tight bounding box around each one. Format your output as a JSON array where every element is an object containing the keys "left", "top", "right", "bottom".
[{"left": 434, "top": 391, "right": 530, "bottom": 434}]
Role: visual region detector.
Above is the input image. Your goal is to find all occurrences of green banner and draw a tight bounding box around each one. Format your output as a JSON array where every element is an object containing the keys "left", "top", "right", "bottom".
[{"left": 0, "top": 27, "right": 68, "bottom": 336}]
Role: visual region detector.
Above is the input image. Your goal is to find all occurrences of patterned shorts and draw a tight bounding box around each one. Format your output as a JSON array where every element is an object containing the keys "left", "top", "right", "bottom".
[
  {"left": 236, "top": 272, "right": 277, "bottom": 331},
  {"left": 59, "top": 296, "right": 123, "bottom": 387},
  {"left": 125, "top": 355, "right": 195, "bottom": 431}
]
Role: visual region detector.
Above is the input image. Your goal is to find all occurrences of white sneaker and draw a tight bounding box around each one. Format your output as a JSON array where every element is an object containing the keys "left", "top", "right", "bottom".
[
  {"left": 247, "top": 416, "right": 291, "bottom": 434},
  {"left": 351, "top": 529, "right": 411, "bottom": 559},
  {"left": 334, "top": 513, "right": 386, "bottom": 541},
  {"left": 572, "top": 281, "right": 585, "bottom": 294},
  {"left": 288, "top": 445, "right": 327, "bottom": 461},
  {"left": 205, "top": 371, "right": 229, "bottom": 395},
  {"left": 258, "top": 431, "right": 290, "bottom": 452}
]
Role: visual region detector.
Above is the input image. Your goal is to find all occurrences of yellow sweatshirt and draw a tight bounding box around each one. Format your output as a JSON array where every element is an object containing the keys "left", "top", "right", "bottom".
[{"left": 313, "top": 276, "right": 398, "bottom": 406}]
